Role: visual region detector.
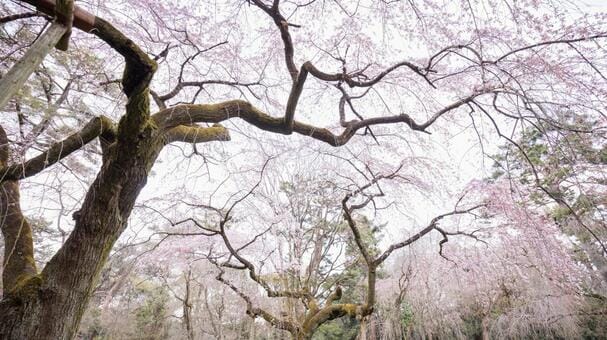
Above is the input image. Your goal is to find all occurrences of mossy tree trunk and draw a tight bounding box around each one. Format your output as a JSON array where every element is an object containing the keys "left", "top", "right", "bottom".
[
  {"left": 0, "top": 139, "right": 162, "bottom": 338},
  {"left": 0, "top": 3, "right": 234, "bottom": 336},
  {"left": 0, "top": 133, "right": 37, "bottom": 294},
  {"left": 0, "top": 9, "right": 162, "bottom": 338}
]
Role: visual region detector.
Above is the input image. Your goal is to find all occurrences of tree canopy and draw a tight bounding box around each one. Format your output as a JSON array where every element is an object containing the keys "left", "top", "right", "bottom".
[{"left": 0, "top": 0, "right": 606, "bottom": 339}]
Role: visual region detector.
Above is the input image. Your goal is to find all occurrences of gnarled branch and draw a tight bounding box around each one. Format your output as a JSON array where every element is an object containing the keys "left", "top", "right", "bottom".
[{"left": 152, "top": 89, "right": 496, "bottom": 147}]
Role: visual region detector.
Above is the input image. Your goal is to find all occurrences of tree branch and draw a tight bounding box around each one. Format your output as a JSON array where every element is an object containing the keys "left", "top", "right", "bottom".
[
  {"left": 303, "top": 60, "right": 435, "bottom": 88},
  {"left": 54, "top": 0, "right": 73, "bottom": 51},
  {"left": 214, "top": 266, "right": 298, "bottom": 334},
  {"left": 158, "top": 80, "right": 260, "bottom": 102},
  {"left": 250, "top": 0, "right": 298, "bottom": 81},
  {"left": 164, "top": 124, "right": 230, "bottom": 144},
  {"left": 152, "top": 91, "right": 492, "bottom": 147},
  {"left": 0, "top": 116, "right": 116, "bottom": 181},
  {"left": 374, "top": 203, "right": 485, "bottom": 266},
  {"left": 0, "top": 12, "right": 47, "bottom": 24}
]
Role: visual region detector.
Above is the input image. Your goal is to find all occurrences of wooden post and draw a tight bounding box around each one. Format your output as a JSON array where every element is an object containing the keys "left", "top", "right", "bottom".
[
  {"left": 55, "top": 0, "right": 73, "bottom": 51},
  {"left": 0, "top": 22, "right": 67, "bottom": 110}
]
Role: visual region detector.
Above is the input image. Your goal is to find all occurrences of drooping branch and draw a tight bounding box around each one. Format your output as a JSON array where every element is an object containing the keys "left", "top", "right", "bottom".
[
  {"left": 434, "top": 226, "right": 486, "bottom": 260},
  {"left": 158, "top": 80, "right": 261, "bottom": 103},
  {"left": 249, "top": 0, "right": 298, "bottom": 82},
  {"left": 216, "top": 206, "right": 310, "bottom": 300},
  {"left": 339, "top": 167, "right": 486, "bottom": 314},
  {"left": 341, "top": 201, "right": 373, "bottom": 266},
  {"left": 495, "top": 34, "right": 607, "bottom": 63},
  {"left": 476, "top": 102, "right": 607, "bottom": 255},
  {"left": 182, "top": 158, "right": 312, "bottom": 301},
  {"left": 21, "top": 80, "right": 72, "bottom": 152},
  {"left": 214, "top": 267, "right": 298, "bottom": 334},
  {"left": 302, "top": 60, "right": 436, "bottom": 88},
  {"left": 373, "top": 203, "right": 485, "bottom": 266},
  {"left": 247, "top": 0, "right": 437, "bottom": 132}
]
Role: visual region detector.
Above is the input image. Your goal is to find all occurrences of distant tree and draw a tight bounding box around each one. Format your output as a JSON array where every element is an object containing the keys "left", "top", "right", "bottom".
[
  {"left": 381, "top": 180, "right": 594, "bottom": 339},
  {"left": 195, "top": 163, "right": 484, "bottom": 340},
  {"left": 492, "top": 113, "right": 607, "bottom": 290},
  {"left": 489, "top": 115, "right": 607, "bottom": 338}
]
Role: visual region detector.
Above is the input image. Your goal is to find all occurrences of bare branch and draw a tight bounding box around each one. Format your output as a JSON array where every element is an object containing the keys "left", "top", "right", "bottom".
[
  {"left": 0, "top": 116, "right": 116, "bottom": 181},
  {"left": 0, "top": 12, "right": 47, "bottom": 24},
  {"left": 213, "top": 265, "right": 298, "bottom": 334},
  {"left": 374, "top": 203, "right": 485, "bottom": 266},
  {"left": 249, "top": 0, "right": 298, "bottom": 81},
  {"left": 495, "top": 33, "right": 607, "bottom": 63}
]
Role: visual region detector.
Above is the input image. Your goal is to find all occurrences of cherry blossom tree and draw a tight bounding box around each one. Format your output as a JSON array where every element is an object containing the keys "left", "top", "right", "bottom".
[
  {"left": 370, "top": 179, "right": 602, "bottom": 339},
  {"left": 142, "top": 155, "right": 478, "bottom": 339},
  {"left": 0, "top": 0, "right": 606, "bottom": 338},
  {"left": 491, "top": 114, "right": 607, "bottom": 292}
]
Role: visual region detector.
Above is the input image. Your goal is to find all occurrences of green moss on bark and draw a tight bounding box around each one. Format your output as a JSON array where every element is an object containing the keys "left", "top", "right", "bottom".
[{"left": 7, "top": 273, "right": 44, "bottom": 301}]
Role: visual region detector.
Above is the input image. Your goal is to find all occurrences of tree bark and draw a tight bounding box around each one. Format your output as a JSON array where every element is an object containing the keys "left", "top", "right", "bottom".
[
  {"left": 0, "top": 127, "right": 37, "bottom": 294},
  {"left": 183, "top": 270, "right": 195, "bottom": 340},
  {"left": 0, "top": 134, "right": 164, "bottom": 339},
  {"left": 0, "top": 180, "right": 37, "bottom": 293},
  {"left": 0, "top": 7, "right": 161, "bottom": 338}
]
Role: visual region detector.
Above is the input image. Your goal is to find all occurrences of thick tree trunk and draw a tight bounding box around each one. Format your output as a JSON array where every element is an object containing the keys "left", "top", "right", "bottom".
[
  {"left": 0, "top": 126, "right": 38, "bottom": 295},
  {"left": 0, "top": 2, "right": 239, "bottom": 338},
  {"left": 0, "top": 22, "right": 158, "bottom": 339},
  {"left": 0, "top": 2, "right": 162, "bottom": 336},
  {"left": 0, "top": 137, "right": 163, "bottom": 338}
]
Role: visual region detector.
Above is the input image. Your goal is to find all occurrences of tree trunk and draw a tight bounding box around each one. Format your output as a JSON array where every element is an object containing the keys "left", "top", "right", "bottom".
[
  {"left": 0, "top": 5, "right": 160, "bottom": 337},
  {"left": 0, "top": 79, "right": 160, "bottom": 340},
  {"left": 183, "top": 270, "right": 195, "bottom": 340},
  {"left": 0, "top": 138, "right": 162, "bottom": 338},
  {"left": 480, "top": 317, "right": 490, "bottom": 340},
  {"left": 1, "top": 179, "right": 37, "bottom": 294}
]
